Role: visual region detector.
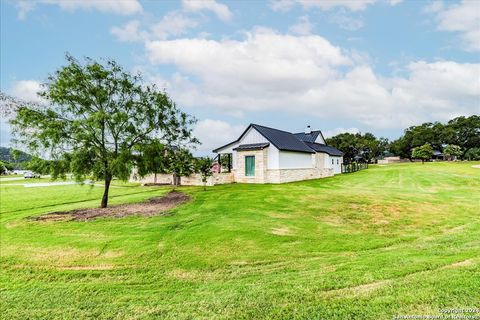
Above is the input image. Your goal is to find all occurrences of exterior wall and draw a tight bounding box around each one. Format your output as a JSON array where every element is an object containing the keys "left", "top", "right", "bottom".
[
  {"left": 278, "top": 151, "right": 313, "bottom": 169},
  {"left": 215, "top": 127, "right": 280, "bottom": 170},
  {"left": 234, "top": 149, "right": 268, "bottom": 183},
  {"left": 330, "top": 156, "right": 343, "bottom": 174},
  {"left": 315, "top": 134, "right": 326, "bottom": 144},
  {"left": 313, "top": 153, "right": 326, "bottom": 169},
  {"left": 266, "top": 168, "right": 333, "bottom": 184},
  {"left": 130, "top": 172, "right": 234, "bottom": 186}
]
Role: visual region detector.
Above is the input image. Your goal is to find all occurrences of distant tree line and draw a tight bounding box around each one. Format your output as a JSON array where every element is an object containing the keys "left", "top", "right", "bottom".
[{"left": 326, "top": 115, "right": 480, "bottom": 163}]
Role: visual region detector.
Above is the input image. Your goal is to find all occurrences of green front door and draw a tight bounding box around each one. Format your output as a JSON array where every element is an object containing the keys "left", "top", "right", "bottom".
[{"left": 245, "top": 156, "right": 255, "bottom": 176}]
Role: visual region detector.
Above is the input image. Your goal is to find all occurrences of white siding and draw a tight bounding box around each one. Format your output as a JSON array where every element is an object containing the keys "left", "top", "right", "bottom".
[
  {"left": 215, "top": 127, "right": 280, "bottom": 170},
  {"left": 279, "top": 151, "right": 313, "bottom": 169},
  {"left": 324, "top": 155, "right": 342, "bottom": 174},
  {"left": 315, "top": 133, "right": 326, "bottom": 144}
]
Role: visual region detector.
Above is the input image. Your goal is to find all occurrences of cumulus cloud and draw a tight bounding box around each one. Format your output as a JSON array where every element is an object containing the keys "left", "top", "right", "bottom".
[
  {"left": 269, "top": 0, "right": 400, "bottom": 12},
  {"left": 323, "top": 127, "right": 360, "bottom": 138},
  {"left": 430, "top": 0, "right": 480, "bottom": 52},
  {"left": 10, "top": 80, "right": 44, "bottom": 103},
  {"left": 110, "top": 20, "right": 146, "bottom": 42},
  {"left": 182, "top": 0, "right": 233, "bottom": 21},
  {"left": 150, "top": 11, "right": 199, "bottom": 39},
  {"left": 17, "top": 0, "right": 142, "bottom": 19},
  {"left": 111, "top": 12, "right": 200, "bottom": 42},
  {"left": 193, "top": 119, "right": 244, "bottom": 153},
  {"left": 289, "top": 15, "right": 314, "bottom": 35},
  {"left": 143, "top": 28, "right": 480, "bottom": 129},
  {"left": 329, "top": 9, "right": 364, "bottom": 30}
]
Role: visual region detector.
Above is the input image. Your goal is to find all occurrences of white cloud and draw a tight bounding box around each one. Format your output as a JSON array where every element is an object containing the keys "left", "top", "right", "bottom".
[
  {"left": 111, "top": 12, "right": 199, "bottom": 42},
  {"left": 10, "top": 80, "right": 44, "bottom": 103},
  {"left": 193, "top": 119, "right": 244, "bottom": 153},
  {"left": 150, "top": 11, "right": 199, "bottom": 39},
  {"left": 182, "top": 0, "right": 232, "bottom": 21},
  {"left": 329, "top": 9, "right": 364, "bottom": 30},
  {"left": 271, "top": 0, "right": 379, "bottom": 12},
  {"left": 432, "top": 0, "right": 480, "bottom": 52},
  {"left": 17, "top": 0, "right": 142, "bottom": 18},
  {"left": 388, "top": 0, "right": 403, "bottom": 5},
  {"left": 144, "top": 28, "right": 480, "bottom": 129},
  {"left": 270, "top": 0, "right": 403, "bottom": 12},
  {"left": 110, "top": 20, "right": 146, "bottom": 42},
  {"left": 289, "top": 15, "right": 314, "bottom": 35},
  {"left": 323, "top": 127, "right": 360, "bottom": 138}
]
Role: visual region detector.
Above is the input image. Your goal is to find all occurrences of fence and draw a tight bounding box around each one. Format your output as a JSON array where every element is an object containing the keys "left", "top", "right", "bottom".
[{"left": 341, "top": 162, "right": 368, "bottom": 173}]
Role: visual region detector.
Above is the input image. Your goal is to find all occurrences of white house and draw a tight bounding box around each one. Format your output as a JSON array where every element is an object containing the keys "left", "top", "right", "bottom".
[{"left": 213, "top": 124, "right": 343, "bottom": 184}]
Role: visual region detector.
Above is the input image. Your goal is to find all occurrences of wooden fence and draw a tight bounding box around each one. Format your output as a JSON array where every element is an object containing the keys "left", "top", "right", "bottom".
[{"left": 341, "top": 162, "right": 368, "bottom": 173}]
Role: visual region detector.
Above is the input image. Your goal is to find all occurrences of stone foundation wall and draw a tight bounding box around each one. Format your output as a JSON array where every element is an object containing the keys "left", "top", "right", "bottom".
[{"left": 266, "top": 168, "right": 333, "bottom": 184}]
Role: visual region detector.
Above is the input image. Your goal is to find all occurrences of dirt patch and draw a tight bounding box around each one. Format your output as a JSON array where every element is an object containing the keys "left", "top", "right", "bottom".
[
  {"left": 58, "top": 265, "right": 114, "bottom": 271},
  {"left": 33, "top": 191, "right": 191, "bottom": 222},
  {"left": 271, "top": 227, "right": 291, "bottom": 236},
  {"left": 444, "top": 259, "right": 475, "bottom": 268}
]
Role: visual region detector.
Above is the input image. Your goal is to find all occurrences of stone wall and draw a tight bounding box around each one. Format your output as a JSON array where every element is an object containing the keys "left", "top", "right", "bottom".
[
  {"left": 234, "top": 149, "right": 268, "bottom": 183},
  {"left": 266, "top": 168, "right": 333, "bottom": 183},
  {"left": 131, "top": 172, "right": 234, "bottom": 186}
]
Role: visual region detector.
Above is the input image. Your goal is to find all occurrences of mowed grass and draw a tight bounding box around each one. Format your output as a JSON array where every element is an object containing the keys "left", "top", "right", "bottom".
[{"left": 0, "top": 162, "right": 479, "bottom": 319}]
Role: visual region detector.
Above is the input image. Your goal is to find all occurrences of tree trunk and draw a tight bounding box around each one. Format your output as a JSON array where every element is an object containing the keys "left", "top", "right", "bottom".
[
  {"left": 422, "top": 159, "right": 425, "bottom": 164},
  {"left": 101, "top": 175, "right": 112, "bottom": 208},
  {"left": 154, "top": 172, "right": 157, "bottom": 184}
]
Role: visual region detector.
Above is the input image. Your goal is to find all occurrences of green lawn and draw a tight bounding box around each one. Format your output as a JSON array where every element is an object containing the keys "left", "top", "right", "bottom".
[{"left": 1, "top": 162, "right": 479, "bottom": 319}]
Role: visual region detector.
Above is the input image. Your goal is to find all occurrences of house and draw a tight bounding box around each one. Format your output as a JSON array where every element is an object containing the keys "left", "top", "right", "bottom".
[{"left": 213, "top": 124, "right": 343, "bottom": 184}]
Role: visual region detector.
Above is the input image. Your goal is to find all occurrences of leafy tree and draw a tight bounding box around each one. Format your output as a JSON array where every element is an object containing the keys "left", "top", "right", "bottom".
[
  {"left": 465, "top": 147, "right": 480, "bottom": 161},
  {"left": 390, "top": 122, "right": 445, "bottom": 160},
  {"left": 0, "top": 161, "right": 6, "bottom": 174},
  {"left": 443, "top": 144, "right": 463, "bottom": 161},
  {"left": 135, "top": 141, "right": 170, "bottom": 184},
  {"left": 168, "top": 148, "right": 195, "bottom": 187},
  {"left": 11, "top": 55, "right": 197, "bottom": 207},
  {"left": 412, "top": 144, "right": 434, "bottom": 164},
  {"left": 326, "top": 132, "right": 388, "bottom": 163},
  {"left": 443, "top": 116, "right": 480, "bottom": 156},
  {"left": 195, "top": 157, "right": 214, "bottom": 191}
]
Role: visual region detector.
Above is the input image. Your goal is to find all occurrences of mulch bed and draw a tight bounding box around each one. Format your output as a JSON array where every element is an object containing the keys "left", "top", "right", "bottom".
[{"left": 33, "top": 191, "right": 191, "bottom": 222}]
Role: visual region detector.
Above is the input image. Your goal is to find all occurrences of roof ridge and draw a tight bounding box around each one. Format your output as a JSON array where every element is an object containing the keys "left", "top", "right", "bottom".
[{"left": 251, "top": 123, "right": 295, "bottom": 134}]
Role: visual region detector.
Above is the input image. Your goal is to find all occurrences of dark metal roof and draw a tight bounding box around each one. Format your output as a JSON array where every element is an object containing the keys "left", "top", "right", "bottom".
[
  {"left": 233, "top": 143, "right": 270, "bottom": 151},
  {"left": 251, "top": 124, "right": 314, "bottom": 153},
  {"left": 304, "top": 142, "right": 343, "bottom": 156},
  {"left": 213, "top": 123, "right": 343, "bottom": 156},
  {"left": 293, "top": 131, "right": 321, "bottom": 143}
]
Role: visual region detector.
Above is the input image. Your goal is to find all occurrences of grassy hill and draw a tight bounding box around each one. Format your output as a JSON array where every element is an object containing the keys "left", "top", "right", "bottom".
[{"left": 1, "top": 162, "right": 479, "bottom": 319}]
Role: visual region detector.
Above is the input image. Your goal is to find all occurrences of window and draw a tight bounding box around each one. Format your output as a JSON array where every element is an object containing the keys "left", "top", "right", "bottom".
[
  {"left": 245, "top": 156, "right": 255, "bottom": 176},
  {"left": 337, "top": 159, "right": 339, "bottom": 165},
  {"left": 332, "top": 159, "right": 334, "bottom": 165}
]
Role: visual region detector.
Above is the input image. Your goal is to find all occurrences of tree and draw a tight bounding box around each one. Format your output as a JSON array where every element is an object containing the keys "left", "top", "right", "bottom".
[
  {"left": 168, "top": 148, "right": 195, "bottom": 187},
  {"left": 0, "top": 161, "right": 6, "bottom": 174},
  {"left": 196, "top": 157, "right": 214, "bottom": 191},
  {"left": 11, "top": 55, "right": 197, "bottom": 207},
  {"left": 465, "top": 147, "right": 480, "bottom": 161},
  {"left": 443, "top": 144, "right": 463, "bottom": 161},
  {"left": 412, "top": 144, "right": 434, "bottom": 164},
  {"left": 443, "top": 116, "right": 480, "bottom": 156},
  {"left": 326, "top": 132, "right": 388, "bottom": 163},
  {"left": 135, "top": 141, "right": 170, "bottom": 184}
]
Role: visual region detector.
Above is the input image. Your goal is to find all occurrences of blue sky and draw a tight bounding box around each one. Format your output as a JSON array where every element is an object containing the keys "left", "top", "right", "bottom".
[{"left": 1, "top": 0, "right": 479, "bottom": 154}]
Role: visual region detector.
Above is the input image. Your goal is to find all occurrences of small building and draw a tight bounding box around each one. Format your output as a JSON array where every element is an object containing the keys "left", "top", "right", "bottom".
[{"left": 213, "top": 124, "right": 343, "bottom": 184}]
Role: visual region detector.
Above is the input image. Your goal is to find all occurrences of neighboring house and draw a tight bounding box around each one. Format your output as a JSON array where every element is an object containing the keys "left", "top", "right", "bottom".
[
  {"left": 432, "top": 150, "right": 445, "bottom": 161},
  {"left": 213, "top": 124, "right": 343, "bottom": 184}
]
